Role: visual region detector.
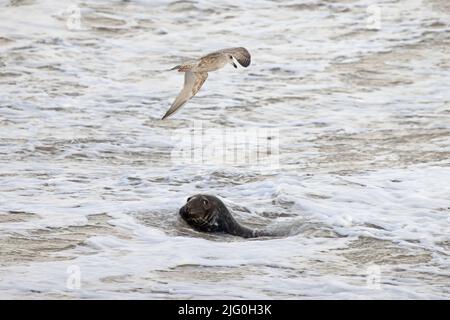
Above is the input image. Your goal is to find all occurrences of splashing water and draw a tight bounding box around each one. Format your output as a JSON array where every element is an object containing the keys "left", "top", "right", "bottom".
[{"left": 0, "top": 0, "right": 449, "bottom": 299}]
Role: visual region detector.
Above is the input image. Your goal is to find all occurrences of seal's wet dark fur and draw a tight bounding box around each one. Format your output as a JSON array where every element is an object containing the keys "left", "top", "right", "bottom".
[{"left": 179, "top": 194, "right": 271, "bottom": 238}]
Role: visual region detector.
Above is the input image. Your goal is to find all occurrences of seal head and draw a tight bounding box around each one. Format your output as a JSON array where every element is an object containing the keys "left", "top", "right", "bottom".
[{"left": 179, "top": 194, "right": 270, "bottom": 238}]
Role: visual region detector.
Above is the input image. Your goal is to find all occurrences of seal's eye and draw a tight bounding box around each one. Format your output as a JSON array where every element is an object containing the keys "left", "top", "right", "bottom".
[
  {"left": 187, "top": 197, "right": 192, "bottom": 202},
  {"left": 229, "top": 55, "right": 233, "bottom": 59},
  {"left": 202, "top": 199, "right": 209, "bottom": 207}
]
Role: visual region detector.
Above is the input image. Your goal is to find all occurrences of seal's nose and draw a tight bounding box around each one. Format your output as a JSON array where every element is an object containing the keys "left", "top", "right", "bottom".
[{"left": 179, "top": 205, "right": 188, "bottom": 217}]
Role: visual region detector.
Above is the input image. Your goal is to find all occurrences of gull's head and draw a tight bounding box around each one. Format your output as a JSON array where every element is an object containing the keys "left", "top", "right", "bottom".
[{"left": 228, "top": 55, "right": 237, "bottom": 68}]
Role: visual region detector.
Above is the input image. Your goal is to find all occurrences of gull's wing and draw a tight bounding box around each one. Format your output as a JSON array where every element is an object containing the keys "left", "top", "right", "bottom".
[
  {"left": 218, "top": 47, "right": 251, "bottom": 67},
  {"left": 161, "top": 71, "right": 208, "bottom": 120}
]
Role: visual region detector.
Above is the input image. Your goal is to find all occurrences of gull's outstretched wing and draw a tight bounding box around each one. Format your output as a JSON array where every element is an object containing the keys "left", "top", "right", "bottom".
[
  {"left": 220, "top": 47, "right": 251, "bottom": 67},
  {"left": 161, "top": 71, "right": 208, "bottom": 120}
]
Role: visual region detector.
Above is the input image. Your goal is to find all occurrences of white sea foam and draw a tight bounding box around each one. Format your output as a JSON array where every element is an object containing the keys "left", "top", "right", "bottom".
[{"left": 0, "top": 0, "right": 449, "bottom": 299}]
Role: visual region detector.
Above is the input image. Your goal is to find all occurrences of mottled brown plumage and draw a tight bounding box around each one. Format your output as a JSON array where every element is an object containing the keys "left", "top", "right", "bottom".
[{"left": 162, "top": 47, "right": 251, "bottom": 120}]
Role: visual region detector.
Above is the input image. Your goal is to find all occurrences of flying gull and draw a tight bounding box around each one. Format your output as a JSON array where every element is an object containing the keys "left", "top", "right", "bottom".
[{"left": 161, "top": 47, "right": 251, "bottom": 120}]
